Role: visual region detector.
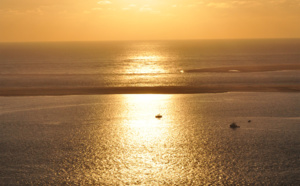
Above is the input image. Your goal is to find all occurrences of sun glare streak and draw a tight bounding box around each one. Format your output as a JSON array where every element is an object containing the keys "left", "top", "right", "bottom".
[
  {"left": 118, "top": 94, "right": 172, "bottom": 178},
  {"left": 121, "top": 94, "right": 171, "bottom": 128},
  {"left": 132, "top": 55, "right": 161, "bottom": 61},
  {"left": 125, "top": 55, "right": 166, "bottom": 74}
]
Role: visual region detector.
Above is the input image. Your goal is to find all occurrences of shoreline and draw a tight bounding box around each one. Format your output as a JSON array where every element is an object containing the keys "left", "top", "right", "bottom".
[{"left": 1, "top": 85, "right": 299, "bottom": 96}]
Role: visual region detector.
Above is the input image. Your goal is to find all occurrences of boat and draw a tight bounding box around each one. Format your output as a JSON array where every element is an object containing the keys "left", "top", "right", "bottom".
[
  {"left": 230, "top": 122, "right": 240, "bottom": 129},
  {"left": 155, "top": 114, "right": 162, "bottom": 118}
]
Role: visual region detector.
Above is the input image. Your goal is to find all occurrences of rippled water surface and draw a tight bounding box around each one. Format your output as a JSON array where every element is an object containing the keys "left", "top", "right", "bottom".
[
  {"left": 0, "top": 93, "right": 299, "bottom": 185},
  {"left": 1, "top": 39, "right": 299, "bottom": 93}
]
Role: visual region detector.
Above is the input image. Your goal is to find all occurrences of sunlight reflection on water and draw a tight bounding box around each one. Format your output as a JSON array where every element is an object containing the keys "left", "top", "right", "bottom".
[
  {"left": 71, "top": 94, "right": 300, "bottom": 185},
  {"left": 0, "top": 93, "right": 299, "bottom": 185},
  {"left": 124, "top": 55, "right": 167, "bottom": 74},
  {"left": 79, "top": 94, "right": 213, "bottom": 185},
  {"left": 118, "top": 94, "right": 177, "bottom": 184}
]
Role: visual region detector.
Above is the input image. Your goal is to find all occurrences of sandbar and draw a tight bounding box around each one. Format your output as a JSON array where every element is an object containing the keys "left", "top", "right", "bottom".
[
  {"left": 184, "top": 64, "right": 300, "bottom": 73},
  {"left": 0, "top": 85, "right": 299, "bottom": 96}
]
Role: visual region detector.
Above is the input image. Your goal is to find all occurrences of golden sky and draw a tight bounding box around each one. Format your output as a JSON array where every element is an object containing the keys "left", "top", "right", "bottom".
[{"left": 1, "top": 0, "right": 300, "bottom": 42}]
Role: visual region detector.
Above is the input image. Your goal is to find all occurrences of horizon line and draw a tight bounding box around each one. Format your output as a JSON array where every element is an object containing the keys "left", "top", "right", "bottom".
[{"left": 1, "top": 37, "right": 300, "bottom": 44}]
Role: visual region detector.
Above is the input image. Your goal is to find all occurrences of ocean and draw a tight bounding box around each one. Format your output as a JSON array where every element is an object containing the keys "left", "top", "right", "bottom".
[
  {"left": 0, "top": 39, "right": 299, "bottom": 94},
  {"left": 0, "top": 39, "right": 299, "bottom": 185}
]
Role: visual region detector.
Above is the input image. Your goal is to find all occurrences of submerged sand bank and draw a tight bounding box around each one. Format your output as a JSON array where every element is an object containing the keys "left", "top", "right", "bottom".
[
  {"left": 1, "top": 85, "right": 299, "bottom": 96},
  {"left": 184, "top": 64, "right": 300, "bottom": 73}
]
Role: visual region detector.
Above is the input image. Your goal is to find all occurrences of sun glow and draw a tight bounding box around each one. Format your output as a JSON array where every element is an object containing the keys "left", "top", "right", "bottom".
[
  {"left": 132, "top": 56, "right": 160, "bottom": 61},
  {"left": 1, "top": 0, "right": 300, "bottom": 42},
  {"left": 120, "top": 94, "right": 172, "bottom": 162},
  {"left": 125, "top": 55, "right": 166, "bottom": 74},
  {"left": 121, "top": 94, "right": 171, "bottom": 133}
]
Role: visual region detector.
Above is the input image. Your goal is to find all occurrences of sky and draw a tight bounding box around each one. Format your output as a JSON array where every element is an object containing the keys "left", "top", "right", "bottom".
[{"left": 0, "top": 0, "right": 300, "bottom": 42}]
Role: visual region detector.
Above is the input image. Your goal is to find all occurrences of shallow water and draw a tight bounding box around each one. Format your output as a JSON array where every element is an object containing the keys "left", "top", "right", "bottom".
[{"left": 0, "top": 93, "right": 299, "bottom": 185}]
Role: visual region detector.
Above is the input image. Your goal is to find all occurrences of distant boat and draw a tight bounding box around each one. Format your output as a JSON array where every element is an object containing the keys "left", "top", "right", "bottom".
[
  {"left": 230, "top": 122, "right": 240, "bottom": 129},
  {"left": 155, "top": 114, "right": 162, "bottom": 118}
]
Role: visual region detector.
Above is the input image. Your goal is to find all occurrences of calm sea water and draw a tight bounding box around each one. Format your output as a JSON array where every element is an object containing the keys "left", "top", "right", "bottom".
[
  {"left": 0, "top": 39, "right": 299, "bottom": 184},
  {"left": 0, "top": 39, "right": 299, "bottom": 92},
  {"left": 0, "top": 93, "right": 299, "bottom": 185}
]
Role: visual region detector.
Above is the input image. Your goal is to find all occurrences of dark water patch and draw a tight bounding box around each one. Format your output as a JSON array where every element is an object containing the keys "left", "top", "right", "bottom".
[{"left": 1, "top": 85, "right": 300, "bottom": 96}]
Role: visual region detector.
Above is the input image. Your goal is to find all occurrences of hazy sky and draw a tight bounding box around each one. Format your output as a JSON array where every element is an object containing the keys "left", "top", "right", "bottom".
[{"left": 1, "top": 0, "right": 300, "bottom": 42}]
